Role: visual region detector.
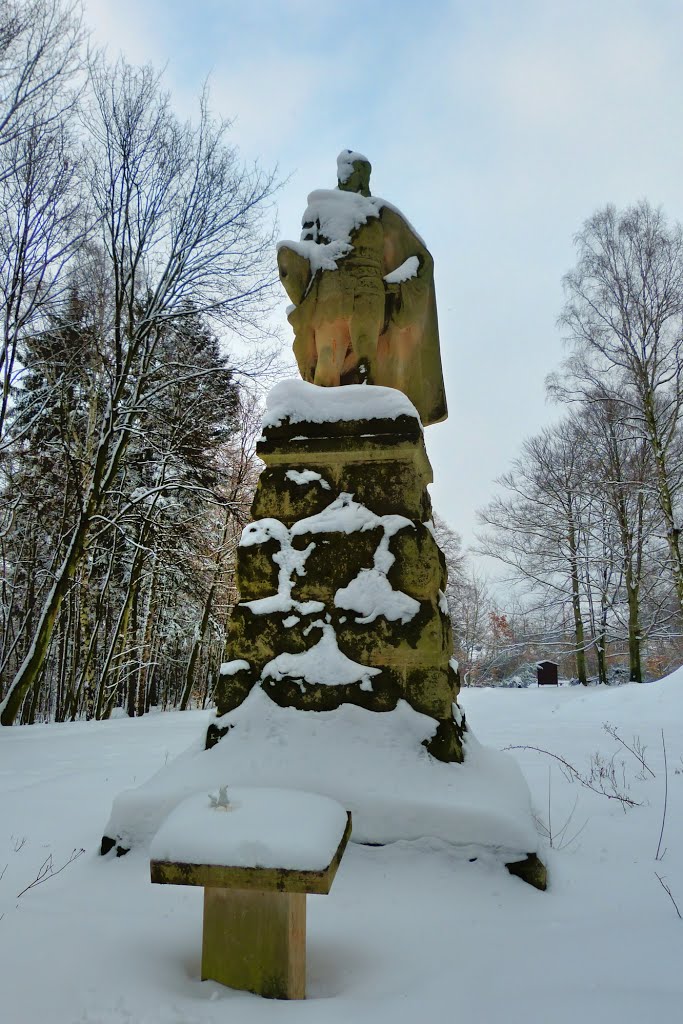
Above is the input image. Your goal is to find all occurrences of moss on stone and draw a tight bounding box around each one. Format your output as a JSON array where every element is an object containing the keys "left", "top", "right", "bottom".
[
  {"left": 339, "top": 461, "right": 427, "bottom": 520},
  {"left": 505, "top": 853, "right": 547, "bottom": 891},
  {"left": 256, "top": 417, "right": 433, "bottom": 522},
  {"left": 291, "top": 528, "right": 384, "bottom": 602},
  {"left": 386, "top": 523, "right": 443, "bottom": 599},
  {"left": 334, "top": 599, "right": 449, "bottom": 667},
  {"left": 236, "top": 538, "right": 281, "bottom": 601},
  {"left": 222, "top": 607, "right": 309, "bottom": 675},
  {"left": 424, "top": 716, "right": 465, "bottom": 764},
  {"left": 251, "top": 467, "right": 335, "bottom": 526},
  {"left": 404, "top": 666, "right": 456, "bottom": 719},
  {"left": 214, "top": 665, "right": 256, "bottom": 717},
  {"left": 447, "top": 660, "right": 461, "bottom": 700},
  {"left": 261, "top": 673, "right": 402, "bottom": 713}
]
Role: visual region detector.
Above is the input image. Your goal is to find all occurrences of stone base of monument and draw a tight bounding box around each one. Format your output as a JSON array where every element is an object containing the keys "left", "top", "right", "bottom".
[
  {"left": 149, "top": 788, "right": 351, "bottom": 1000},
  {"left": 106, "top": 690, "right": 545, "bottom": 889},
  {"left": 101, "top": 382, "right": 546, "bottom": 891},
  {"left": 214, "top": 380, "right": 464, "bottom": 763}
]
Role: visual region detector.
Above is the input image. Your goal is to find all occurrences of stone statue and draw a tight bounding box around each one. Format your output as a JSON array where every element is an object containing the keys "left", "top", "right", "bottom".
[
  {"left": 100, "top": 155, "right": 547, "bottom": 889},
  {"left": 277, "top": 151, "right": 448, "bottom": 427}
]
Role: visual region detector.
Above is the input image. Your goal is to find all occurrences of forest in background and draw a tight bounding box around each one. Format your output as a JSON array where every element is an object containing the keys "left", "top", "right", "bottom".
[
  {"left": 3, "top": 1, "right": 683, "bottom": 725},
  {"left": 458, "top": 201, "right": 683, "bottom": 688},
  {"left": 0, "top": 0, "right": 279, "bottom": 723}
]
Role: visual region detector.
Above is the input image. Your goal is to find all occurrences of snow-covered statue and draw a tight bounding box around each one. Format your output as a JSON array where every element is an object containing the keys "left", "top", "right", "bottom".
[
  {"left": 100, "top": 153, "right": 546, "bottom": 894},
  {"left": 277, "top": 151, "right": 447, "bottom": 427}
]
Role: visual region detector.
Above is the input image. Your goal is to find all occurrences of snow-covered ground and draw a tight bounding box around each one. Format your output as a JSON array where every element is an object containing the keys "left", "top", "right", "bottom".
[{"left": 1, "top": 675, "right": 681, "bottom": 1023}]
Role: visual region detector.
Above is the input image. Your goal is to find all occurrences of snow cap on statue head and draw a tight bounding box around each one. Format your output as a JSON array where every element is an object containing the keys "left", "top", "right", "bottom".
[{"left": 337, "top": 150, "right": 371, "bottom": 197}]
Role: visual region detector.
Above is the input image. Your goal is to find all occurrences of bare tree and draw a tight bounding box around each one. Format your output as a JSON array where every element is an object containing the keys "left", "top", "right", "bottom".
[
  {"left": 0, "top": 0, "right": 84, "bottom": 159},
  {"left": 451, "top": 569, "right": 494, "bottom": 686},
  {"left": 578, "top": 398, "right": 667, "bottom": 681},
  {"left": 178, "top": 387, "right": 263, "bottom": 710},
  {"left": 432, "top": 513, "right": 466, "bottom": 614},
  {"left": 431, "top": 514, "right": 486, "bottom": 684},
  {"left": 0, "top": 58, "right": 278, "bottom": 725},
  {"left": 558, "top": 201, "right": 683, "bottom": 616},
  {"left": 0, "top": 0, "right": 86, "bottom": 441},
  {"left": 477, "top": 419, "right": 594, "bottom": 684},
  {"left": 0, "top": 115, "right": 84, "bottom": 440}
]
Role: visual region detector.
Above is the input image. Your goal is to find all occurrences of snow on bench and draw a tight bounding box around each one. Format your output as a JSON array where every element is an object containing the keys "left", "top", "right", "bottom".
[{"left": 150, "top": 786, "right": 351, "bottom": 1000}]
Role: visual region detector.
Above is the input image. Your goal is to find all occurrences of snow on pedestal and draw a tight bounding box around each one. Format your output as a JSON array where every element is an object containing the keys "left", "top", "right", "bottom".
[
  {"left": 105, "top": 688, "right": 538, "bottom": 864},
  {"left": 150, "top": 786, "right": 348, "bottom": 872},
  {"left": 262, "top": 378, "right": 421, "bottom": 429},
  {"left": 150, "top": 786, "right": 351, "bottom": 1000}
]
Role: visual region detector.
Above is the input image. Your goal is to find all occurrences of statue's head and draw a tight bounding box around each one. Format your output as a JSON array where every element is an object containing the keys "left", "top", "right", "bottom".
[{"left": 337, "top": 149, "right": 371, "bottom": 197}]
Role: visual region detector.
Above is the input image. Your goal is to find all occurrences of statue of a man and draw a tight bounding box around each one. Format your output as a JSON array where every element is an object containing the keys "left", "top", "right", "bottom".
[{"left": 277, "top": 151, "right": 447, "bottom": 426}]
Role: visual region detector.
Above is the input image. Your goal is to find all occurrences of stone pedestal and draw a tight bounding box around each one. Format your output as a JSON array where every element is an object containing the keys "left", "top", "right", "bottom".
[
  {"left": 202, "top": 888, "right": 306, "bottom": 999},
  {"left": 213, "top": 403, "right": 465, "bottom": 763},
  {"left": 150, "top": 804, "right": 352, "bottom": 999}
]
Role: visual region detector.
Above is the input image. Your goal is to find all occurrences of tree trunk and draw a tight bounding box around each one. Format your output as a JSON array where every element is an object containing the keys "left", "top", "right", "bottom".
[
  {"left": 1, "top": 387, "right": 137, "bottom": 725},
  {"left": 626, "top": 582, "right": 643, "bottom": 682},
  {"left": 566, "top": 503, "right": 588, "bottom": 685},
  {"left": 180, "top": 512, "right": 233, "bottom": 711},
  {"left": 0, "top": 510, "right": 91, "bottom": 724},
  {"left": 643, "top": 393, "right": 683, "bottom": 615},
  {"left": 179, "top": 589, "right": 214, "bottom": 712}
]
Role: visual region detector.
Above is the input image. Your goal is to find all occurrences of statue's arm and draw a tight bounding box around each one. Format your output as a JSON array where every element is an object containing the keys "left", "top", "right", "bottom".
[
  {"left": 380, "top": 207, "right": 434, "bottom": 329},
  {"left": 383, "top": 251, "right": 433, "bottom": 330},
  {"left": 277, "top": 245, "right": 312, "bottom": 306}
]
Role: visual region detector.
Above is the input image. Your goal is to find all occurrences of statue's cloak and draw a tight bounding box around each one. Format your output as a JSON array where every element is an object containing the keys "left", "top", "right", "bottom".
[
  {"left": 378, "top": 204, "right": 447, "bottom": 426},
  {"left": 277, "top": 192, "right": 448, "bottom": 427}
]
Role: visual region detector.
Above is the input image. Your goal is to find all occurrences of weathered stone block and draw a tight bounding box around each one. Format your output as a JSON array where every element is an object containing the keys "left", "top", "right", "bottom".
[
  {"left": 215, "top": 662, "right": 257, "bottom": 715},
  {"left": 334, "top": 600, "right": 449, "bottom": 667},
  {"left": 236, "top": 537, "right": 280, "bottom": 601},
  {"left": 224, "top": 606, "right": 309, "bottom": 674},
  {"left": 291, "top": 528, "right": 384, "bottom": 602},
  {"left": 256, "top": 415, "right": 433, "bottom": 522},
  {"left": 251, "top": 466, "right": 334, "bottom": 526},
  {"left": 339, "top": 459, "right": 427, "bottom": 519},
  {"left": 262, "top": 668, "right": 401, "bottom": 713},
  {"left": 404, "top": 666, "right": 456, "bottom": 720},
  {"left": 386, "top": 523, "right": 443, "bottom": 600},
  {"left": 424, "top": 715, "right": 465, "bottom": 763}
]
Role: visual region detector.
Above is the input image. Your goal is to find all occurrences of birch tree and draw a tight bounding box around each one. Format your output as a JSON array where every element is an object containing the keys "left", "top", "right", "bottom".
[
  {"left": 578, "top": 398, "right": 664, "bottom": 681},
  {"left": 559, "top": 201, "right": 683, "bottom": 617}
]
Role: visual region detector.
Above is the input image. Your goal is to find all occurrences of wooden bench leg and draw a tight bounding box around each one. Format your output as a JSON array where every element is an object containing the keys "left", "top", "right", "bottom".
[{"left": 201, "top": 887, "right": 306, "bottom": 999}]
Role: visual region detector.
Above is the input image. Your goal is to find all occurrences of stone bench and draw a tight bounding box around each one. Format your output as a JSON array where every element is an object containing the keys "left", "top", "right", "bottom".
[{"left": 150, "top": 786, "right": 351, "bottom": 1000}]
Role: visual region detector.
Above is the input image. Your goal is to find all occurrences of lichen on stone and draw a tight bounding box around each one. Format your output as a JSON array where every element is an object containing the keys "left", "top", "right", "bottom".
[{"left": 213, "top": 412, "right": 466, "bottom": 764}]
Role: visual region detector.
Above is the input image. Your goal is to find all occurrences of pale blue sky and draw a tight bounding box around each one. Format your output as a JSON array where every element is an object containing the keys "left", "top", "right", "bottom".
[{"left": 86, "top": 0, "right": 683, "bottom": 548}]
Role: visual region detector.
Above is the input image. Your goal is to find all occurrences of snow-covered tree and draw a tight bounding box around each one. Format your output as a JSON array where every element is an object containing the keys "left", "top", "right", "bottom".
[
  {"left": 0, "top": 56, "right": 278, "bottom": 725},
  {"left": 558, "top": 201, "right": 683, "bottom": 619}
]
